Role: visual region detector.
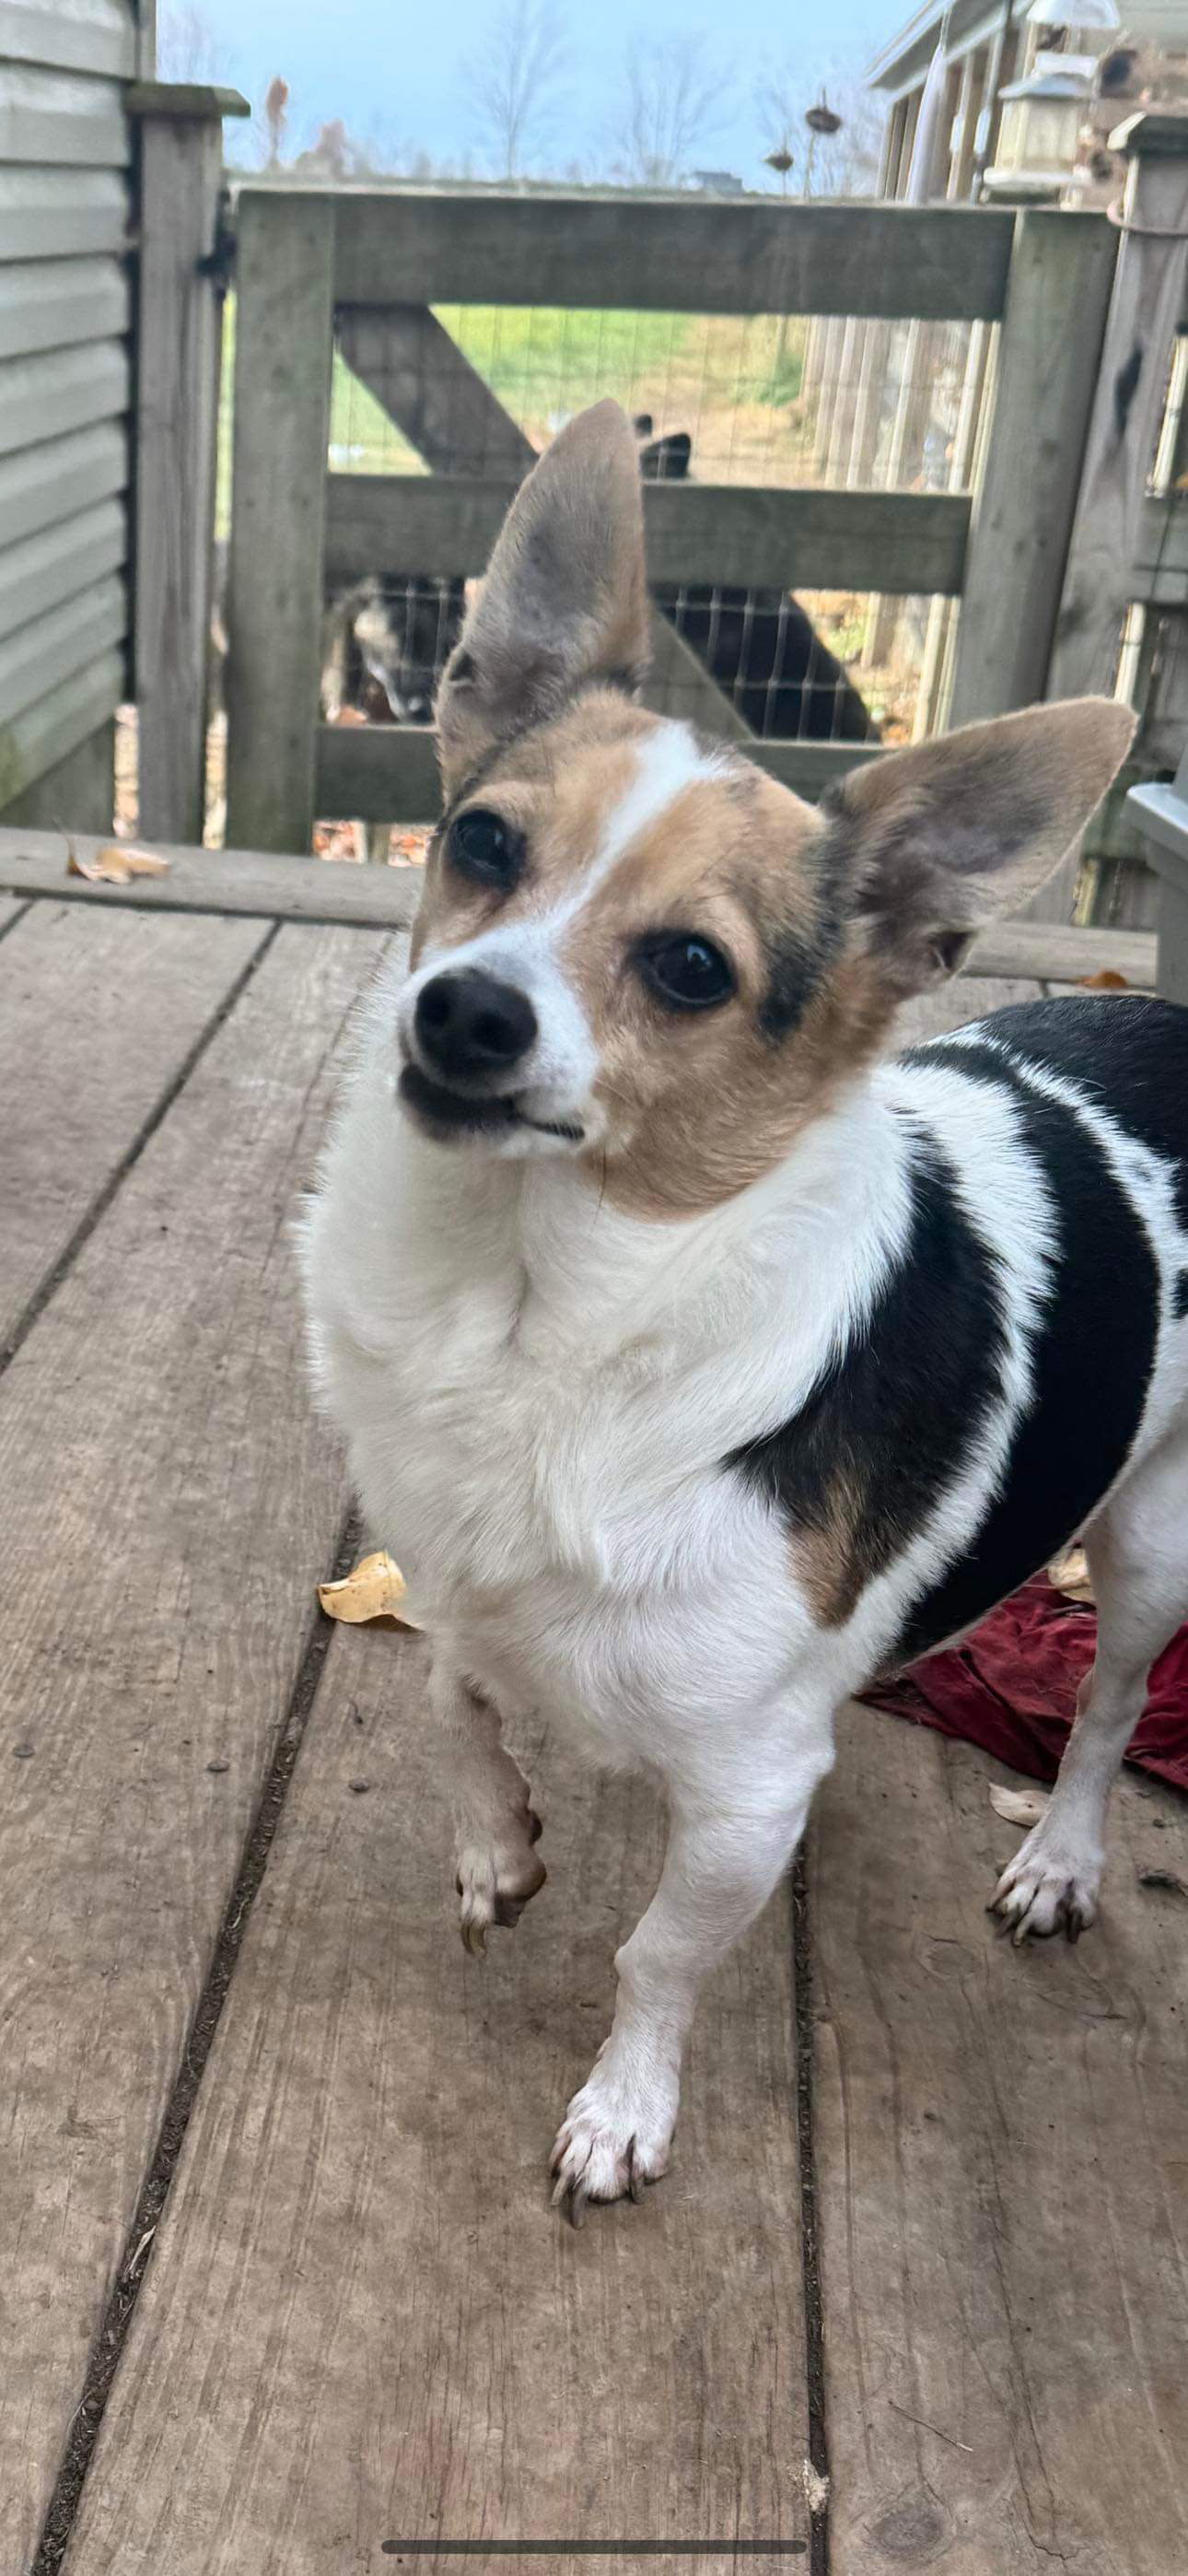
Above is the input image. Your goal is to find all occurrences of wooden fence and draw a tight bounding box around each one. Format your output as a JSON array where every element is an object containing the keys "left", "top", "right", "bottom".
[
  {"left": 221, "top": 186, "right": 1119, "bottom": 861},
  {"left": 793, "top": 112, "right": 1188, "bottom": 930}
]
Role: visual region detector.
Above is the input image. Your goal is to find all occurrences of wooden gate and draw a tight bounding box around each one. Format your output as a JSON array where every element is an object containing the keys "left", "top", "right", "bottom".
[{"left": 223, "top": 186, "right": 1118, "bottom": 857}]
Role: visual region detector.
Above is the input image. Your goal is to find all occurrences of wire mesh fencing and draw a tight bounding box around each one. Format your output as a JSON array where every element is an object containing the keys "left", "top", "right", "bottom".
[
  {"left": 322, "top": 303, "right": 997, "bottom": 773},
  {"left": 208, "top": 286, "right": 997, "bottom": 850}
]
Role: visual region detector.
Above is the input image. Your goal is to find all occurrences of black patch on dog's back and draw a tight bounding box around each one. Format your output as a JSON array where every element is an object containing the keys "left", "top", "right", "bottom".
[
  {"left": 726, "top": 994, "right": 1180, "bottom": 1664},
  {"left": 894, "top": 1008, "right": 1164, "bottom": 1658},
  {"left": 727, "top": 1130, "right": 1006, "bottom": 1622},
  {"left": 971, "top": 994, "right": 1188, "bottom": 1173}
]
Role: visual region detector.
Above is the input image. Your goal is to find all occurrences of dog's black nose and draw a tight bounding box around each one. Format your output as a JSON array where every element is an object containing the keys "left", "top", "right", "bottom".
[{"left": 414, "top": 968, "right": 537, "bottom": 1083}]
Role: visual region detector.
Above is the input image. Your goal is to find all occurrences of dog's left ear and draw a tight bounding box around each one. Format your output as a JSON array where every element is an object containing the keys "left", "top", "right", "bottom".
[
  {"left": 435, "top": 400, "right": 650, "bottom": 794},
  {"left": 825, "top": 697, "right": 1136, "bottom": 998}
]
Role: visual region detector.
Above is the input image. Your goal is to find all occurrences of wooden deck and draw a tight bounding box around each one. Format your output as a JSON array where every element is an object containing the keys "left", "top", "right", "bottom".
[{"left": 2, "top": 853, "right": 1186, "bottom": 2576}]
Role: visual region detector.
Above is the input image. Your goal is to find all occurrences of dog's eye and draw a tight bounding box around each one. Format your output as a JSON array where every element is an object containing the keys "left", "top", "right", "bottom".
[
  {"left": 448, "top": 807, "right": 521, "bottom": 888},
  {"left": 638, "top": 934, "right": 735, "bottom": 1012}
]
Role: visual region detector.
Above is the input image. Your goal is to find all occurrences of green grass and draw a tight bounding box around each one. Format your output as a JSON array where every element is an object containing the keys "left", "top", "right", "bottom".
[
  {"left": 215, "top": 299, "right": 809, "bottom": 534},
  {"left": 438, "top": 303, "right": 694, "bottom": 416}
]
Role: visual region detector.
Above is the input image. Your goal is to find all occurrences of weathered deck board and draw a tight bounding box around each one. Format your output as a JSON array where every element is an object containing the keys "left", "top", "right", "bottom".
[
  {"left": 811, "top": 1704, "right": 1188, "bottom": 2575},
  {"left": 0, "top": 923, "right": 387, "bottom": 2569},
  {"left": 0, "top": 825, "right": 425, "bottom": 928},
  {"left": 0, "top": 830, "right": 1162, "bottom": 991},
  {"left": 65, "top": 1618, "right": 810, "bottom": 2575},
  {"left": 0, "top": 900, "right": 263, "bottom": 1346}
]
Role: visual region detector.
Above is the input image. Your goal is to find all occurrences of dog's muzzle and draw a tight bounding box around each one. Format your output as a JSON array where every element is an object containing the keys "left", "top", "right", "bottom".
[
  {"left": 414, "top": 967, "right": 538, "bottom": 1088},
  {"left": 401, "top": 968, "right": 582, "bottom": 1144}
]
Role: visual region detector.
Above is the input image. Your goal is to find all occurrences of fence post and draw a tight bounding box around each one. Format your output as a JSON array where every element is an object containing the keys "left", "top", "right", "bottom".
[
  {"left": 128, "top": 81, "right": 249, "bottom": 845},
  {"left": 947, "top": 208, "right": 1117, "bottom": 732},
  {"left": 1046, "top": 116, "right": 1188, "bottom": 707},
  {"left": 226, "top": 190, "right": 336, "bottom": 854},
  {"left": 1029, "top": 118, "right": 1188, "bottom": 922}
]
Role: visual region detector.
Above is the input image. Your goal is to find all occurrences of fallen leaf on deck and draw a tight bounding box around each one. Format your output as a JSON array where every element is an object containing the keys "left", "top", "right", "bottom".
[
  {"left": 318, "top": 1549, "right": 420, "bottom": 1629},
  {"left": 314, "top": 821, "right": 364, "bottom": 863},
  {"left": 68, "top": 842, "right": 169, "bottom": 884},
  {"left": 989, "top": 1784, "right": 1049, "bottom": 1828},
  {"left": 1049, "top": 1541, "right": 1094, "bottom": 1602},
  {"left": 1077, "top": 967, "right": 1129, "bottom": 989},
  {"left": 802, "top": 2463, "right": 830, "bottom": 2516}
]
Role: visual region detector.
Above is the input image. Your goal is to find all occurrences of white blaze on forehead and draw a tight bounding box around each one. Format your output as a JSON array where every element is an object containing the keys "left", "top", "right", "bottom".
[
  {"left": 590, "top": 720, "right": 731, "bottom": 881},
  {"left": 537, "top": 719, "right": 732, "bottom": 945}
]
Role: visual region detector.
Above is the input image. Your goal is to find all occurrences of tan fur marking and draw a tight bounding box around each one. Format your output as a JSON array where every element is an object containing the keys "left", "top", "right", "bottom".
[
  {"left": 588, "top": 943, "right": 898, "bottom": 1224},
  {"left": 557, "top": 755, "right": 895, "bottom": 1221},
  {"left": 793, "top": 1501, "right": 873, "bottom": 1631},
  {"left": 409, "top": 692, "right": 903, "bottom": 1220}
]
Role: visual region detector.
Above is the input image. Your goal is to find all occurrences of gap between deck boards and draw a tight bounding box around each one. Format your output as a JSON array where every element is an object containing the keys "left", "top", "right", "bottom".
[
  {"left": 29, "top": 1509, "right": 361, "bottom": 2576},
  {"left": 791, "top": 1854, "right": 830, "bottom": 2576},
  {"left": 0, "top": 894, "right": 32, "bottom": 944},
  {"left": 31, "top": 1616, "right": 830, "bottom": 2575},
  {"left": 1, "top": 916, "right": 395, "bottom": 2569},
  {"left": 0, "top": 923, "right": 278, "bottom": 1377}
]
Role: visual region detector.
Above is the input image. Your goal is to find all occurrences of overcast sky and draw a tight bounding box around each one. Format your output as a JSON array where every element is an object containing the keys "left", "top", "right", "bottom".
[{"left": 180, "top": 0, "right": 894, "bottom": 181}]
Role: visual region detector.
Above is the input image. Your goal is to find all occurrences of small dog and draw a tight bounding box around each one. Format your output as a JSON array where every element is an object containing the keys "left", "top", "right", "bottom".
[
  {"left": 320, "top": 573, "right": 465, "bottom": 730},
  {"left": 302, "top": 402, "right": 1188, "bottom": 2220}
]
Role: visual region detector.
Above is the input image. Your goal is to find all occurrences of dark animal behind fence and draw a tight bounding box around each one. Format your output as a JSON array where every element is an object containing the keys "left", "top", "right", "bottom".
[
  {"left": 636, "top": 418, "right": 878, "bottom": 747},
  {"left": 215, "top": 426, "right": 879, "bottom": 753}
]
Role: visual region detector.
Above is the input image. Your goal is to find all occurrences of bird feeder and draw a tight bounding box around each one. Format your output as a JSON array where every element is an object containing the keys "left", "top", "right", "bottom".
[{"left": 984, "top": 54, "right": 1096, "bottom": 196}]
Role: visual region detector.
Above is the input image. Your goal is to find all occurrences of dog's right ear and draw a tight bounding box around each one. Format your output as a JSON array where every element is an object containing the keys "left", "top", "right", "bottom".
[{"left": 435, "top": 400, "right": 650, "bottom": 795}]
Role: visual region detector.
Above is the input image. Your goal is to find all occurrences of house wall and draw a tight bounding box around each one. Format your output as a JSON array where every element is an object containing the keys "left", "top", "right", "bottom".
[{"left": 0, "top": 0, "right": 141, "bottom": 828}]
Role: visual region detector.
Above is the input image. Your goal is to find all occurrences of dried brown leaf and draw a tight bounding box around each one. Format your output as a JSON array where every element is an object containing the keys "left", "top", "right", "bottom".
[
  {"left": 1077, "top": 967, "right": 1129, "bottom": 990},
  {"left": 68, "top": 842, "right": 169, "bottom": 884},
  {"left": 989, "top": 1784, "right": 1049, "bottom": 1828},
  {"left": 318, "top": 1548, "right": 420, "bottom": 1629},
  {"left": 1049, "top": 1541, "right": 1094, "bottom": 1602}
]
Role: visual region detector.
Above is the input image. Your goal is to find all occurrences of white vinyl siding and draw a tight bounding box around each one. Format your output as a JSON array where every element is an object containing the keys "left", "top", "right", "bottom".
[{"left": 0, "top": 5, "right": 134, "bottom": 807}]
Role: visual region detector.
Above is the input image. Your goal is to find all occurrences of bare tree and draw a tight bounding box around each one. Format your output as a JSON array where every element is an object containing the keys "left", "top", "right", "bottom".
[
  {"left": 156, "top": 0, "right": 231, "bottom": 82},
  {"left": 263, "top": 75, "right": 290, "bottom": 169},
  {"left": 754, "top": 57, "right": 885, "bottom": 196},
  {"left": 611, "top": 36, "right": 724, "bottom": 189},
  {"left": 466, "top": 0, "right": 569, "bottom": 180}
]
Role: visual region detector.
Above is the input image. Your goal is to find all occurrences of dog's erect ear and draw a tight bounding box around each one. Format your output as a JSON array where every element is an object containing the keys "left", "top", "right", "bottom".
[
  {"left": 825, "top": 697, "right": 1136, "bottom": 998},
  {"left": 435, "top": 400, "right": 650, "bottom": 794}
]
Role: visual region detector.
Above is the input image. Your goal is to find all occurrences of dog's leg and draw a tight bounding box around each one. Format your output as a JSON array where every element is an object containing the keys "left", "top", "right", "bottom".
[
  {"left": 551, "top": 1704, "right": 834, "bottom": 2219},
  {"left": 993, "top": 1419, "right": 1188, "bottom": 1942},
  {"left": 431, "top": 1659, "right": 546, "bottom": 1956}
]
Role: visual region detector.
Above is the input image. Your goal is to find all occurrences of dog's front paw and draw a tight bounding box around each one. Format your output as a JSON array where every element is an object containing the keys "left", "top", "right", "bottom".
[
  {"left": 456, "top": 1807, "right": 545, "bottom": 1957},
  {"left": 990, "top": 1814, "right": 1102, "bottom": 1944},
  {"left": 550, "top": 2046, "right": 678, "bottom": 2225}
]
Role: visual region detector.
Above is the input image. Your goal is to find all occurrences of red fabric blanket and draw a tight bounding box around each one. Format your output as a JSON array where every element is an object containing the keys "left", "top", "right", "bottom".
[{"left": 862, "top": 1575, "right": 1188, "bottom": 1797}]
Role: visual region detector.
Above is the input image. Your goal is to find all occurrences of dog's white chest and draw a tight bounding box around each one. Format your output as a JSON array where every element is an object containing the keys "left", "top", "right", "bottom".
[{"left": 308, "top": 1215, "right": 801, "bottom": 1756}]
